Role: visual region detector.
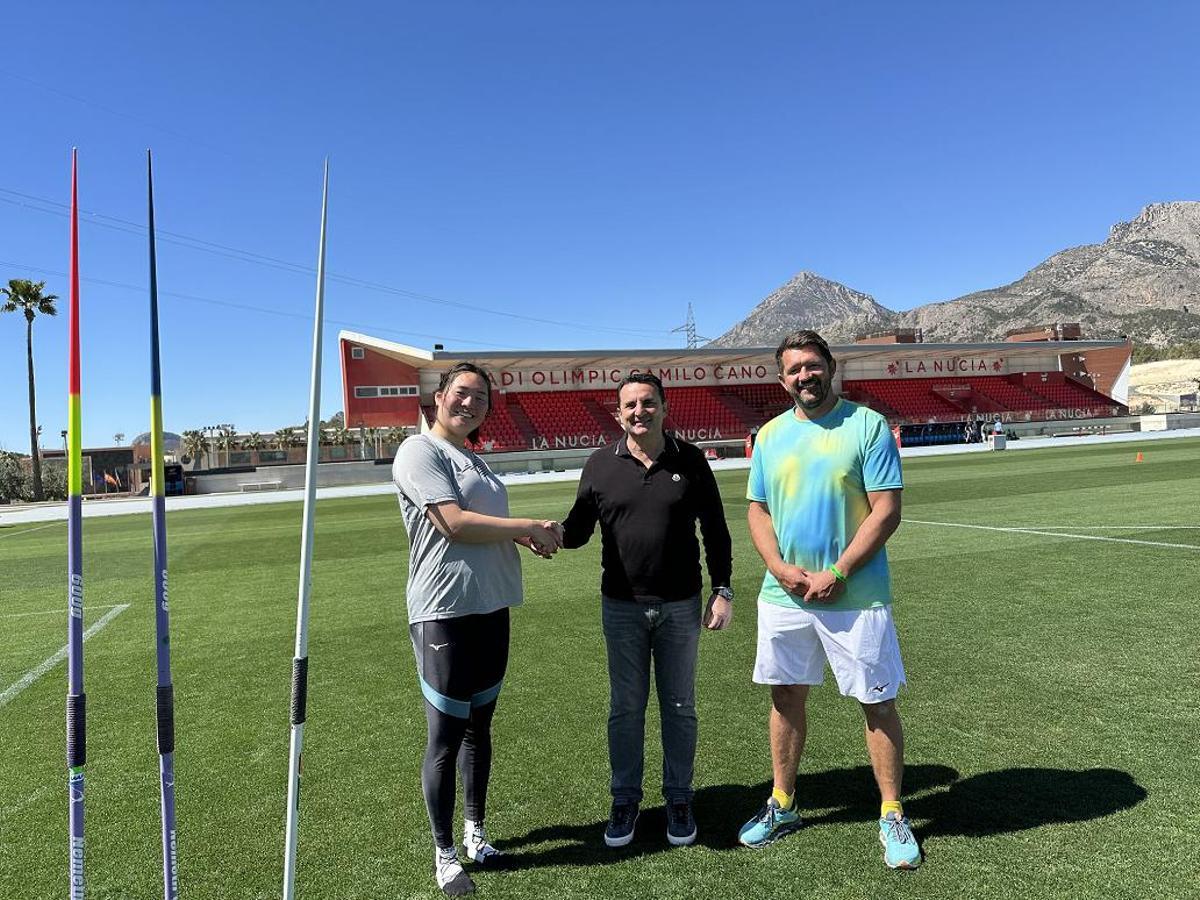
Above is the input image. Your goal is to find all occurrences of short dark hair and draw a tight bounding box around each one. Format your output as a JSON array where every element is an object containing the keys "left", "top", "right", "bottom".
[
  {"left": 617, "top": 371, "right": 666, "bottom": 404},
  {"left": 775, "top": 329, "right": 834, "bottom": 372},
  {"left": 437, "top": 362, "right": 494, "bottom": 443}
]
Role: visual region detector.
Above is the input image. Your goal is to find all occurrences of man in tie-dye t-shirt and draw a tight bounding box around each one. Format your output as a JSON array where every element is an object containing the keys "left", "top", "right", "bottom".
[{"left": 736, "top": 330, "right": 922, "bottom": 871}]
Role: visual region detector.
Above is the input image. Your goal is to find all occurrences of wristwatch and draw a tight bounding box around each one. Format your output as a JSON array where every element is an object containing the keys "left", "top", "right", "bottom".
[{"left": 713, "top": 586, "right": 734, "bottom": 602}]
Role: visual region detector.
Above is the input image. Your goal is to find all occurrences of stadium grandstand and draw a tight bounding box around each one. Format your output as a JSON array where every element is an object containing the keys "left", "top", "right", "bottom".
[{"left": 339, "top": 327, "right": 1130, "bottom": 451}]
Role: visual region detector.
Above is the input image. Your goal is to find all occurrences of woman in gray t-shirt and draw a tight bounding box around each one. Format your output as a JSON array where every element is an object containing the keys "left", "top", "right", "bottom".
[{"left": 393, "top": 362, "right": 561, "bottom": 897}]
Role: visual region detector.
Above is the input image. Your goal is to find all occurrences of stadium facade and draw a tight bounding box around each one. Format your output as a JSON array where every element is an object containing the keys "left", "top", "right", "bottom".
[{"left": 338, "top": 329, "right": 1131, "bottom": 452}]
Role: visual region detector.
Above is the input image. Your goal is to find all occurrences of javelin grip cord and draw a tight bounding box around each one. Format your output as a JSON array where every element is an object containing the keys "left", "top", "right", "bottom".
[
  {"left": 290, "top": 657, "right": 308, "bottom": 726},
  {"left": 67, "top": 693, "right": 87, "bottom": 767},
  {"left": 156, "top": 684, "right": 175, "bottom": 754}
]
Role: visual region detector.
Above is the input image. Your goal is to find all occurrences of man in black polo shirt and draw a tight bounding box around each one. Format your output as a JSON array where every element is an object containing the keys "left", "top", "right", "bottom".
[{"left": 561, "top": 372, "right": 734, "bottom": 848}]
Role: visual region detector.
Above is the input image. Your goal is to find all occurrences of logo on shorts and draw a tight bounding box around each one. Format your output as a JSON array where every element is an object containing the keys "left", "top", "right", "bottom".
[
  {"left": 429, "top": 643, "right": 449, "bottom": 651},
  {"left": 869, "top": 683, "right": 890, "bottom": 694}
]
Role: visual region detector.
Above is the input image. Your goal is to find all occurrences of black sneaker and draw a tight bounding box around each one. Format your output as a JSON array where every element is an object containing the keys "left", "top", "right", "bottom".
[
  {"left": 604, "top": 801, "right": 639, "bottom": 847},
  {"left": 667, "top": 798, "right": 697, "bottom": 846}
]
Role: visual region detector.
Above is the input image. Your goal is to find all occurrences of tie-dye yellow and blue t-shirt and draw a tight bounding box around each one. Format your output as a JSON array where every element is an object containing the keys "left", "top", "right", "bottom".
[{"left": 747, "top": 399, "right": 902, "bottom": 611}]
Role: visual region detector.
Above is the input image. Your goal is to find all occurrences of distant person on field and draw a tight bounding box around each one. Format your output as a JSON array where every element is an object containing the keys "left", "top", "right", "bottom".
[
  {"left": 392, "top": 361, "right": 563, "bottom": 897},
  {"left": 738, "top": 330, "right": 921, "bottom": 870},
  {"left": 560, "top": 372, "right": 734, "bottom": 849}
]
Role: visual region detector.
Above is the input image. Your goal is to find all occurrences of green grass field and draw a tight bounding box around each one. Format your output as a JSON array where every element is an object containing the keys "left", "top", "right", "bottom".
[{"left": 2, "top": 438, "right": 1199, "bottom": 899}]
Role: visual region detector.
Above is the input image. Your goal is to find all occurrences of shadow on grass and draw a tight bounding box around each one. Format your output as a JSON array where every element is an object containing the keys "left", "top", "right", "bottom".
[
  {"left": 908, "top": 766, "right": 1148, "bottom": 838},
  {"left": 499, "top": 764, "right": 1145, "bottom": 867}
]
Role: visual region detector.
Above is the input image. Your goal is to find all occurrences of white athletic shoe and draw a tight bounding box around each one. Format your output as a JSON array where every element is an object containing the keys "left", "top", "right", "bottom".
[
  {"left": 435, "top": 846, "right": 475, "bottom": 896},
  {"left": 463, "top": 819, "right": 505, "bottom": 864}
]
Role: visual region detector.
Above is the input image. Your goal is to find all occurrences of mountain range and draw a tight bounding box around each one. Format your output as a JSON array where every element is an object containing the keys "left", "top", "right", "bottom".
[{"left": 711, "top": 202, "right": 1200, "bottom": 348}]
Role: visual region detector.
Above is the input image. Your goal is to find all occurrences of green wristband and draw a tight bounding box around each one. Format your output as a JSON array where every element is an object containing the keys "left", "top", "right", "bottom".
[{"left": 830, "top": 564, "right": 847, "bottom": 583}]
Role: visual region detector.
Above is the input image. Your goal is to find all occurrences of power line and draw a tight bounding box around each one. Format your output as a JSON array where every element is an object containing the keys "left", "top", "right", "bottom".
[
  {"left": 0, "top": 187, "right": 674, "bottom": 340},
  {"left": 0, "top": 68, "right": 236, "bottom": 160},
  {"left": 0, "top": 258, "right": 522, "bottom": 350}
]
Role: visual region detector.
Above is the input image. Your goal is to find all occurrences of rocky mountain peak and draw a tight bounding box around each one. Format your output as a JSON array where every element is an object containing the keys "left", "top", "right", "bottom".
[
  {"left": 1106, "top": 201, "right": 1200, "bottom": 259},
  {"left": 710, "top": 270, "right": 894, "bottom": 346}
]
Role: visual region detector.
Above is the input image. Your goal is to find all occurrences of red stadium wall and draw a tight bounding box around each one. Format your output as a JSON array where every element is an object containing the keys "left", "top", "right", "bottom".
[{"left": 341, "top": 341, "right": 421, "bottom": 429}]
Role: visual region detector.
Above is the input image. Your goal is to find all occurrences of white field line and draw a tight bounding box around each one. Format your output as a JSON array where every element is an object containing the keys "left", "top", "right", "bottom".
[
  {"left": 903, "top": 519, "right": 1200, "bottom": 551},
  {"left": 0, "top": 603, "right": 124, "bottom": 620},
  {"left": 1006, "top": 525, "right": 1200, "bottom": 531},
  {"left": 0, "top": 521, "right": 62, "bottom": 539},
  {"left": 0, "top": 604, "right": 130, "bottom": 709}
]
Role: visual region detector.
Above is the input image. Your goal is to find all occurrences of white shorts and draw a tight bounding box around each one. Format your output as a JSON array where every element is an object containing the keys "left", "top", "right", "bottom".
[{"left": 753, "top": 601, "right": 906, "bottom": 703}]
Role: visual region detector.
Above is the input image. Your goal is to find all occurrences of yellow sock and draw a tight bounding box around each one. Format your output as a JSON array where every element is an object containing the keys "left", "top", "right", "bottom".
[
  {"left": 772, "top": 787, "right": 795, "bottom": 810},
  {"left": 881, "top": 800, "right": 904, "bottom": 819}
]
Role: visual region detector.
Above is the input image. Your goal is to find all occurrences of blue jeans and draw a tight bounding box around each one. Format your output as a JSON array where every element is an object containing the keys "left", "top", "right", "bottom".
[{"left": 601, "top": 596, "right": 701, "bottom": 804}]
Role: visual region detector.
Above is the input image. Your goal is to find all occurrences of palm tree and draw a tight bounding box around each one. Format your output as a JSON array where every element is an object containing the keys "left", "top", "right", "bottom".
[
  {"left": 218, "top": 425, "right": 236, "bottom": 466},
  {"left": 384, "top": 427, "right": 406, "bottom": 452},
  {"left": 328, "top": 424, "right": 349, "bottom": 446},
  {"left": 1, "top": 279, "right": 58, "bottom": 500},
  {"left": 273, "top": 427, "right": 297, "bottom": 449},
  {"left": 181, "top": 430, "right": 207, "bottom": 469},
  {"left": 244, "top": 431, "right": 265, "bottom": 451},
  {"left": 113, "top": 432, "right": 125, "bottom": 445}
]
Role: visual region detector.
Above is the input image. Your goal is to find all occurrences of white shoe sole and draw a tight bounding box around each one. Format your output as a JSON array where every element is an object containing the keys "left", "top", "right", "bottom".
[
  {"left": 667, "top": 827, "right": 697, "bottom": 847},
  {"left": 604, "top": 812, "right": 639, "bottom": 847}
]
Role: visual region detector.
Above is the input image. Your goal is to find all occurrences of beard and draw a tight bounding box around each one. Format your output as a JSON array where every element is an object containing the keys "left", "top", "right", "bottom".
[{"left": 789, "top": 377, "right": 829, "bottom": 411}]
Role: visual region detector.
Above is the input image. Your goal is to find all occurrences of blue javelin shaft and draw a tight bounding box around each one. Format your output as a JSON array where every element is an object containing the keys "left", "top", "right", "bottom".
[{"left": 148, "top": 149, "right": 180, "bottom": 900}]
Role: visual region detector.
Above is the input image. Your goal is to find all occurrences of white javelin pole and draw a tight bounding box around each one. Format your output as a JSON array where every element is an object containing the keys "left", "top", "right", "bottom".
[{"left": 283, "top": 159, "right": 329, "bottom": 900}]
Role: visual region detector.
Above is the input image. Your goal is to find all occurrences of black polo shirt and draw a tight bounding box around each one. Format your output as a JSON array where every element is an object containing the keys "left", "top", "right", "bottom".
[{"left": 562, "top": 435, "right": 733, "bottom": 603}]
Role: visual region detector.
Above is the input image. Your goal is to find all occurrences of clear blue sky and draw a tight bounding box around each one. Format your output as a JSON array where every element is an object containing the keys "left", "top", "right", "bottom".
[{"left": 2, "top": 2, "right": 1197, "bottom": 451}]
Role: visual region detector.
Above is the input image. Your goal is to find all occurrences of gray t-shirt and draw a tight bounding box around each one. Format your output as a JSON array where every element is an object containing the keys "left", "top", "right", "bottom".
[{"left": 393, "top": 433, "right": 523, "bottom": 624}]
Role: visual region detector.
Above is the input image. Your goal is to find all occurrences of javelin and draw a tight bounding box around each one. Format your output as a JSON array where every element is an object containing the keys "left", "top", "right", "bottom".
[
  {"left": 147, "top": 149, "right": 180, "bottom": 900},
  {"left": 283, "top": 159, "right": 329, "bottom": 900},
  {"left": 66, "top": 147, "right": 86, "bottom": 900}
]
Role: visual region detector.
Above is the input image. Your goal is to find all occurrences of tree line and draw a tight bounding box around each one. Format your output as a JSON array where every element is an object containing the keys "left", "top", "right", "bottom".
[
  {"left": 1131, "top": 341, "right": 1200, "bottom": 364},
  {"left": 178, "top": 424, "right": 409, "bottom": 468}
]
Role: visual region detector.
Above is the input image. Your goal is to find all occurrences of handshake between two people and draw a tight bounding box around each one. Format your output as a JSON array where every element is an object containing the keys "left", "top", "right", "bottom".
[{"left": 515, "top": 519, "right": 566, "bottom": 559}]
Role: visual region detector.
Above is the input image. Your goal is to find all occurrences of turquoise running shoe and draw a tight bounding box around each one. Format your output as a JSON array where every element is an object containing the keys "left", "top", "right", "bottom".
[
  {"left": 737, "top": 797, "right": 802, "bottom": 848},
  {"left": 879, "top": 811, "right": 922, "bottom": 869}
]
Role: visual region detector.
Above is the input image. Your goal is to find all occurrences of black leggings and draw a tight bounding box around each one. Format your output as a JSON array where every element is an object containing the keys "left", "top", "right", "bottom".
[
  {"left": 410, "top": 609, "right": 510, "bottom": 848},
  {"left": 423, "top": 698, "right": 497, "bottom": 847}
]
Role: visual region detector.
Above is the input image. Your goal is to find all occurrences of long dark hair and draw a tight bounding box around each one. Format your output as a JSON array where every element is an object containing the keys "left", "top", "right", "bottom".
[{"left": 436, "top": 362, "right": 494, "bottom": 444}]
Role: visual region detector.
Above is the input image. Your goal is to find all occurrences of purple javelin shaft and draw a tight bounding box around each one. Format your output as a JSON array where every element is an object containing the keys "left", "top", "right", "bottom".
[
  {"left": 152, "top": 489, "right": 178, "bottom": 900},
  {"left": 67, "top": 496, "right": 85, "bottom": 898}
]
